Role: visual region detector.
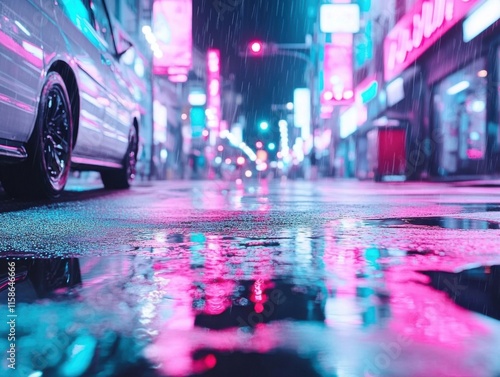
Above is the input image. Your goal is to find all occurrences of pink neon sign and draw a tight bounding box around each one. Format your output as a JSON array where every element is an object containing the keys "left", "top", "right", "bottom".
[
  {"left": 206, "top": 49, "right": 221, "bottom": 130},
  {"left": 152, "top": 0, "right": 192, "bottom": 76},
  {"left": 321, "top": 34, "right": 354, "bottom": 106},
  {"left": 384, "top": 0, "right": 480, "bottom": 81}
]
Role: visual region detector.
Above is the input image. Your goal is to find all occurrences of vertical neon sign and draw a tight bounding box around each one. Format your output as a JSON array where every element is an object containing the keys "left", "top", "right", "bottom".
[
  {"left": 206, "top": 49, "right": 221, "bottom": 131},
  {"left": 321, "top": 34, "right": 355, "bottom": 106}
]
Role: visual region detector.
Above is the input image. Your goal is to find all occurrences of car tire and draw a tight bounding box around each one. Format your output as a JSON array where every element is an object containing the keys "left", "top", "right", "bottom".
[
  {"left": 100, "top": 126, "right": 138, "bottom": 190},
  {"left": 0, "top": 72, "right": 73, "bottom": 199},
  {"left": 29, "top": 258, "right": 82, "bottom": 298}
]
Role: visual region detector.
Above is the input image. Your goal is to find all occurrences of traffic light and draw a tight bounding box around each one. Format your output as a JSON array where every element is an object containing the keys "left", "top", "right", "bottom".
[
  {"left": 247, "top": 41, "right": 278, "bottom": 56},
  {"left": 241, "top": 41, "right": 278, "bottom": 57},
  {"left": 250, "top": 41, "right": 264, "bottom": 54},
  {"left": 248, "top": 41, "right": 267, "bottom": 56},
  {"left": 259, "top": 121, "right": 269, "bottom": 131}
]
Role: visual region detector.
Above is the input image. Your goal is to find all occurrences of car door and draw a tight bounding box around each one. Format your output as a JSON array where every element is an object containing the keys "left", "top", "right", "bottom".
[
  {"left": 0, "top": 1, "right": 44, "bottom": 143},
  {"left": 53, "top": 0, "right": 107, "bottom": 159},
  {"left": 88, "top": 0, "right": 131, "bottom": 163}
]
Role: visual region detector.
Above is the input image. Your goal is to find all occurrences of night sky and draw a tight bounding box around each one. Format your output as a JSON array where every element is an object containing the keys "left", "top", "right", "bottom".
[{"left": 192, "top": 0, "right": 315, "bottom": 135}]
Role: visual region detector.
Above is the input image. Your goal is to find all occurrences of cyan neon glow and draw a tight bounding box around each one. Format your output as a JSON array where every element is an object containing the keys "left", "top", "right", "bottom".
[{"left": 360, "top": 80, "right": 378, "bottom": 104}]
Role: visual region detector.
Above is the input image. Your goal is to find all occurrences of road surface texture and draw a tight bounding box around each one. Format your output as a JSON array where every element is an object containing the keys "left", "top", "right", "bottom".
[{"left": 1, "top": 178, "right": 500, "bottom": 377}]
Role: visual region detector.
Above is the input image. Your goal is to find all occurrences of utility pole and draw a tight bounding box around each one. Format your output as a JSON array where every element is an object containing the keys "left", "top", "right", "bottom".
[{"left": 239, "top": 41, "right": 318, "bottom": 159}]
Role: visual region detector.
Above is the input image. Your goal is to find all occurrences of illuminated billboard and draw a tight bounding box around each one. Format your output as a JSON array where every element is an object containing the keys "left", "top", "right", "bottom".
[
  {"left": 384, "top": 0, "right": 481, "bottom": 81},
  {"left": 153, "top": 100, "right": 167, "bottom": 143},
  {"left": 320, "top": 4, "right": 360, "bottom": 33},
  {"left": 206, "top": 49, "right": 221, "bottom": 131},
  {"left": 321, "top": 34, "right": 354, "bottom": 106},
  {"left": 293, "top": 88, "right": 311, "bottom": 139},
  {"left": 152, "top": 0, "right": 192, "bottom": 76},
  {"left": 463, "top": 0, "right": 500, "bottom": 43}
]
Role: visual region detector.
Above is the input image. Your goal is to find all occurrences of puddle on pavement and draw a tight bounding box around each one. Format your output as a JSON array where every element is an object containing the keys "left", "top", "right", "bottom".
[
  {"left": 190, "top": 349, "right": 322, "bottom": 377},
  {"left": 420, "top": 265, "right": 500, "bottom": 320},
  {"left": 441, "top": 203, "right": 500, "bottom": 214},
  {"left": 363, "top": 216, "right": 500, "bottom": 229},
  {"left": 2, "top": 244, "right": 500, "bottom": 376},
  {"left": 193, "top": 279, "right": 325, "bottom": 330}
]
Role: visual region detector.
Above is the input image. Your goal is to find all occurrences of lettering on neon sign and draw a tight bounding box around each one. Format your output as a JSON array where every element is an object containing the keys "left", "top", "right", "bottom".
[
  {"left": 390, "top": 0, "right": 453, "bottom": 68},
  {"left": 208, "top": 51, "right": 220, "bottom": 73},
  {"left": 384, "top": 0, "right": 480, "bottom": 81},
  {"left": 209, "top": 78, "right": 220, "bottom": 96},
  {"left": 207, "top": 49, "right": 221, "bottom": 130}
]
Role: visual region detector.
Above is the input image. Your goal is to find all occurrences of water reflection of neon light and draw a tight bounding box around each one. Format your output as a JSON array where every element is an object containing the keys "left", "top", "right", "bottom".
[
  {"left": 14, "top": 20, "right": 31, "bottom": 36},
  {"left": 0, "top": 31, "right": 42, "bottom": 67}
]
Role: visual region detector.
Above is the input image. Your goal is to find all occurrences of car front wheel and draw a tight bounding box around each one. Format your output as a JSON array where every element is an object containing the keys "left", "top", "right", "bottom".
[{"left": 0, "top": 72, "right": 73, "bottom": 199}]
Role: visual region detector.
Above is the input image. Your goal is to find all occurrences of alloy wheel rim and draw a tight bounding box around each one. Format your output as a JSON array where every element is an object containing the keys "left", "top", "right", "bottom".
[
  {"left": 42, "top": 87, "right": 71, "bottom": 186},
  {"left": 127, "top": 129, "right": 137, "bottom": 183}
]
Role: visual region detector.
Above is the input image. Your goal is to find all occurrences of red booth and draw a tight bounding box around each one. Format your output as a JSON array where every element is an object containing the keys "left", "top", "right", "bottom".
[{"left": 367, "top": 126, "right": 407, "bottom": 181}]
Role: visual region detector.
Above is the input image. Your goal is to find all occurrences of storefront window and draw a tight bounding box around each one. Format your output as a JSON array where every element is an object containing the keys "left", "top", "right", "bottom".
[{"left": 433, "top": 58, "right": 487, "bottom": 175}]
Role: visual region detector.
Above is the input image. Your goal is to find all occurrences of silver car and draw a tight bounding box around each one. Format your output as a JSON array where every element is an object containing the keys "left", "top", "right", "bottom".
[{"left": 0, "top": 0, "right": 142, "bottom": 198}]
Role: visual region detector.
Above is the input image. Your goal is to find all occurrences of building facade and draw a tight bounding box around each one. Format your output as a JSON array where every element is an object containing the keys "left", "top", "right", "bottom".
[
  {"left": 335, "top": 0, "right": 500, "bottom": 181},
  {"left": 384, "top": 0, "right": 500, "bottom": 179}
]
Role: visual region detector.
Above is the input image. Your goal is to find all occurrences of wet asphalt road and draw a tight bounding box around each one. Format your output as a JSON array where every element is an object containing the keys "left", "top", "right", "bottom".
[{"left": 1, "top": 178, "right": 500, "bottom": 377}]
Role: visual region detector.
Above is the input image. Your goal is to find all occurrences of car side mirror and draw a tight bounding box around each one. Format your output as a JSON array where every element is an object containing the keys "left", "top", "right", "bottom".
[{"left": 116, "top": 38, "right": 134, "bottom": 61}]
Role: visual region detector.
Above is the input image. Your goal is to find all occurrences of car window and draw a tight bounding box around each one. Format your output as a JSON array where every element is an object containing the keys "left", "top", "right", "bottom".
[
  {"left": 89, "top": 0, "right": 115, "bottom": 53},
  {"left": 59, "top": 0, "right": 93, "bottom": 33}
]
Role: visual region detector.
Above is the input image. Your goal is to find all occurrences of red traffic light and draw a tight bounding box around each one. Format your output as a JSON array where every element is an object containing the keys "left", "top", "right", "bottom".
[
  {"left": 250, "top": 42, "right": 262, "bottom": 53},
  {"left": 242, "top": 41, "right": 278, "bottom": 57},
  {"left": 248, "top": 41, "right": 267, "bottom": 56}
]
